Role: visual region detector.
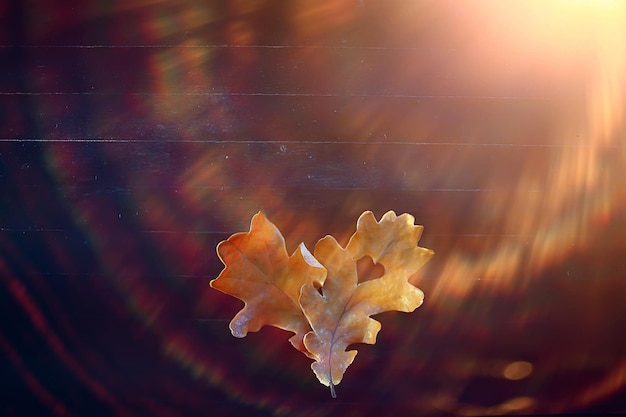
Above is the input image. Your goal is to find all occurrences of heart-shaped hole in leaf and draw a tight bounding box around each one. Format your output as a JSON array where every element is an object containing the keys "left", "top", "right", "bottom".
[{"left": 356, "top": 256, "right": 385, "bottom": 283}]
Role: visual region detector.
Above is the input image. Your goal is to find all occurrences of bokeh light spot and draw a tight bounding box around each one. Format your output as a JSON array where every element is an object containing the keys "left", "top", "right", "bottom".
[{"left": 503, "top": 361, "right": 533, "bottom": 380}]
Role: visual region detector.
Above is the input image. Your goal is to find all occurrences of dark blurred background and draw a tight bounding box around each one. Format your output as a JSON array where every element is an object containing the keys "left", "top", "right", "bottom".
[{"left": 2, "top": 1, "right": 626, "bottom": 416}]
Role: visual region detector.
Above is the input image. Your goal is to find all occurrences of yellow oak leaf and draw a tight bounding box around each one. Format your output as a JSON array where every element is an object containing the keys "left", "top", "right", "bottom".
[
  {"left": 210, "top": 210, "right": 433, "bottom": 397},
  {"left": 299, "top": 211, "right": 433, "bottom": 397},
  {"left": 210, "top": 212, "right": 326, "bottom": 354}
]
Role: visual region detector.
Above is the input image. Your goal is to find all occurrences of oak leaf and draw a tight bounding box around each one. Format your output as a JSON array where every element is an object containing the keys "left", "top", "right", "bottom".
[
  {"left": 210, "top": 212, "right": 326, "bottom": 353},
  {"left": 210, "top": 210, "right": 433, "bottom": 397},
  {"left": 299, "top": 211, "right": 434, "bottom": 397}
]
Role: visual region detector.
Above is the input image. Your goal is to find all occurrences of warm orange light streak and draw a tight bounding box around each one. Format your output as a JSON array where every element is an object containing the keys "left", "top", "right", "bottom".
[
  {"left": 573, "top": 357, "right": 626, "bottom": 412},
  {"left": 429, "top": 0, "right": 626, "bottom": 301},
  {"left": 289, "top": 0, "right": 363, "bottom": 43}
]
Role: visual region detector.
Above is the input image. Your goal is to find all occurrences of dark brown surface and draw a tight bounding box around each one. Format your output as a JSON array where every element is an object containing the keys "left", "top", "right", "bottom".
[{"left": 2, "top": 1, "right": 626, "bottom": 416}]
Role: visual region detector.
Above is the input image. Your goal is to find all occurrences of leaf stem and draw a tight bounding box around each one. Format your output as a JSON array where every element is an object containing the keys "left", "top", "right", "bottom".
[{"left": 330, "top": 382, "right": 337, "bottom": 398}]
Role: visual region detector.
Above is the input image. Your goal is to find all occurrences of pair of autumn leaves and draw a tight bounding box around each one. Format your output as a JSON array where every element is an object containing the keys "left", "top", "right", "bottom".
[{"left": 210, "top": 210, "right": 433, "bottom": 397}]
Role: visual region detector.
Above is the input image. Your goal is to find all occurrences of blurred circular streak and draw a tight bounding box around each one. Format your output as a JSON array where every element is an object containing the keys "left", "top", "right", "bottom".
[
  {"left": 289, "top": 0, "right": 363, "bottom": 43},
  {"left": 1, "top": 349, "right": 66, "bottom": 416},
  {"left": 43, "top": 144, "right": 265, "bottom": 412},
  {"left": 459, "top": 396, "right": 536, "bottom": 416},
  {"left": 1, "top": 258, "right": 127, "bottom": 414},
  {"left": 575, "top": 357, "right": 626, "bottom": 411}
]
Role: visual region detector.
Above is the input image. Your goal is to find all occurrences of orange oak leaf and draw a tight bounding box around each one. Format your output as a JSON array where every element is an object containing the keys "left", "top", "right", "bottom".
[
  {"left": 299, "top": 211, "right": 434, "bottom": 397},
  {"left": 210, "top": 212, "right": 326, "bottom": 353},
  {"left": 210, "top": 210, "right": 433, "bottom": 397}
]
